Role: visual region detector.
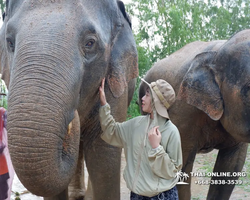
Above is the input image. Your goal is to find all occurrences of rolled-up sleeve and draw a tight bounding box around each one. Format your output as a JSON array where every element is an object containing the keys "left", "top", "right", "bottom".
[
  {"left": 99, "top": 104, "right": 129, "bottom": 148},
  {"left": 148, "top": 129, "right": 182, "bottom": 179}
]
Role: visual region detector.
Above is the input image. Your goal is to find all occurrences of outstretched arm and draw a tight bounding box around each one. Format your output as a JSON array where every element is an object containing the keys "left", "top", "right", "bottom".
[
  {"left": 99, "top": 78, "right": 107, "bottom": 106},
  {"left": 99, "top": 78, "right": 124, "bottom": 147}
]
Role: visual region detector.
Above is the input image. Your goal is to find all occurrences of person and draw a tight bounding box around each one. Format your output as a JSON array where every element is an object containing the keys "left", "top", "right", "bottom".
[
  {"left": 0, "top": 107, "right": 9, "bottom": 200},
  {"left": 98, "top": 77, "right": 183, "bottom": 200}
]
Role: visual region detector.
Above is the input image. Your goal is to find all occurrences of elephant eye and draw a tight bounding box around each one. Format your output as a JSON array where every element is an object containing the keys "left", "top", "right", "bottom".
[
  {"left": 6, "top": 38, "right": 15, "bottom": 52},
  {"left": 85, "top": 40, "right": 95, "bottom": 48}
]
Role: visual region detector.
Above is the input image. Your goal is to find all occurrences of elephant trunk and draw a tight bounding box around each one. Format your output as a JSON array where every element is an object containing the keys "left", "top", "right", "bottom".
[{"left": 7, "top": 39, "right": 81, "bottom": 196}]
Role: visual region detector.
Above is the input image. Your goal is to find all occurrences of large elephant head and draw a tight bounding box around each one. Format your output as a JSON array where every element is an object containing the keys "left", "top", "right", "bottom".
[
  {"left": 178, "top": 29, "right": 250, "bottom": 143},
  {"left": 0, "top": 0, "right": 138, "bottom": 197}
]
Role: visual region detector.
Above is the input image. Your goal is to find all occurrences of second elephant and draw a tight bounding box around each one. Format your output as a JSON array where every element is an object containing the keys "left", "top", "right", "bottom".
[{"left": 140, "top": 30, "right": 250, "bottom": 200}]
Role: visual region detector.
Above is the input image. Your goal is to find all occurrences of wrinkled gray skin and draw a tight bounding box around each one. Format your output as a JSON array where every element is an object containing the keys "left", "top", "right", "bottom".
[
  {"left": 0, "top": 0, "right": 138, "bottom": 200},
  {"left": 140, "top": 30, "right": 250, "bottom": 200}
]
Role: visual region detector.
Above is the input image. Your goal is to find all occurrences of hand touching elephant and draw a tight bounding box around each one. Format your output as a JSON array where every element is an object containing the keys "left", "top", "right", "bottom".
[
  {"left": 140, "top": 30, "right": 250, "bottom": 200},
  {"left": 0, "top": 1, "right": 138, "bottom": 200}
]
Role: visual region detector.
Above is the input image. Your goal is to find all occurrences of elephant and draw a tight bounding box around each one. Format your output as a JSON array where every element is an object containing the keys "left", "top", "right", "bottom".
[
  {"left": 139, "top": 29, "right": 250, "bottom": 200},
  {"left": 0, "top": 0, "right": 138, "bottom": 200}
]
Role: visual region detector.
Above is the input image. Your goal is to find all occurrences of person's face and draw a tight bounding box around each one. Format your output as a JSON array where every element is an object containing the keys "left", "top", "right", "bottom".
[{"left": 141, "top": 88, "right": 152, "bottom": 113}]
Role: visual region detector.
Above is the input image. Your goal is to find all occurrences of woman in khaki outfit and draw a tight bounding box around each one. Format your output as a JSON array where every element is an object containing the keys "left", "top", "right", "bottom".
[{"left": 99, "top": 78, "right": 182, "bottom": 200}]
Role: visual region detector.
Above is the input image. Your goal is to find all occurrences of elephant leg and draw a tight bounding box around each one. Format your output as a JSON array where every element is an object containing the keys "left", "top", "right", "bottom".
[
  {"left": 207, "top": 142, "right": 248, "bottom": 200},
  {"left": 68, "top": 140, "right": 86, "bottom": 200},
  {"left": 177, "top": 147, "right": 197, "bottom": 200},
  {"left": 44, "top": 189, "right": 68, "bottom": 200},
  {"left": 85, "top": 137, "right": 121, "bottom": 200}
]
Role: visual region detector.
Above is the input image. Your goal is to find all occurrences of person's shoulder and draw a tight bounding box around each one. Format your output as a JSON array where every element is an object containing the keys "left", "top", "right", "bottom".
[
  {"left": 162, "top": 120, "right": 180, "bottom": 135},
  {"left": 167, "top": 120, "right": 178, "bottom": 129}
]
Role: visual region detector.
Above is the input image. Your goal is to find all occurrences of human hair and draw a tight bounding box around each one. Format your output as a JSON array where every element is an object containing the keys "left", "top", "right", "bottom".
[{"left": 145, "top": 86, "right": 155, "bottom": 111}]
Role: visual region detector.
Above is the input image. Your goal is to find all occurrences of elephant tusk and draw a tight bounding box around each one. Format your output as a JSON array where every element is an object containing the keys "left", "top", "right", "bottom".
[
  {"left": 67, "top": 121, "right": 73, "bottom": 136},
  {"left": 63, "top": 111, "right": 80, "bottom": 152},
  {"left": 63, "top": 120, "right": 74, "bottom": 151}
]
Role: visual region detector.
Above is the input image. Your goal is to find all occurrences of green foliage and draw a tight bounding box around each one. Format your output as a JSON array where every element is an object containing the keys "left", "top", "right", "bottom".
[
  {"left": 128, "top": 0, "right": 250, "bottom": 59},
  {"left": 127, "top": 45, "right": 152, "bottom": 119},
  {"left": 0, "top": 0, "right": 5, "bottom": 18},
  {"left": 0, "top": 79, "right": 7, "bottom": 109},
  {"left": 14, "top": 192, "right": 21, "bottom": 200},
  {"left": 127, "top": 80, "right": 140, "bottom": 120},
  {"left": 126, "top": 0, "right": 250, "bottom": 119}
]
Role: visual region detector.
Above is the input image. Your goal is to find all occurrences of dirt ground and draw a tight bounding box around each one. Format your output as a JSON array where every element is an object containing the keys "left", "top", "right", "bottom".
[{"left": 11, "top": 149, "right": 249, "bottom": 200}]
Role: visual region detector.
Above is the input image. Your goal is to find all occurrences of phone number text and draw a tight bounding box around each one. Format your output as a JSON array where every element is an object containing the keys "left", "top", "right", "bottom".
[{"left": 194, "top": 180, "right": 243, "bottom": 185}]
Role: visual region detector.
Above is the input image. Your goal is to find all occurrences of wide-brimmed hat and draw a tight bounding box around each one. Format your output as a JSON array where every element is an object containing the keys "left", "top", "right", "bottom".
[{"left": 140, "top": 77, "right": 176, "bottom": 119}]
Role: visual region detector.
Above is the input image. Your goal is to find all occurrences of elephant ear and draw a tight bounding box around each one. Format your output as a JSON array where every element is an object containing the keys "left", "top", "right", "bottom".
[
  {"left": 177, "top": 51, "right": 224, "bottom": 121},
  {"left": 107, "top": 1, "right": 138, "bottom": 98},
  {"left": 117, "top": 1, "right": 132, "bottom": 28}
]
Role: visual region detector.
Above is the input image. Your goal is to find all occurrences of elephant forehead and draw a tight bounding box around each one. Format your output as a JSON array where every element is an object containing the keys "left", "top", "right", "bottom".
[{"left": 7, "top": 0, "right": 119, "bottom": 43}]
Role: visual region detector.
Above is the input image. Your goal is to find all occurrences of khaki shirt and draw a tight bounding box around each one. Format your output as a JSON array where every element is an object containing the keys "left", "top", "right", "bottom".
[{"left": 99, "top": 104, "right": 183, "bottom": 197}]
